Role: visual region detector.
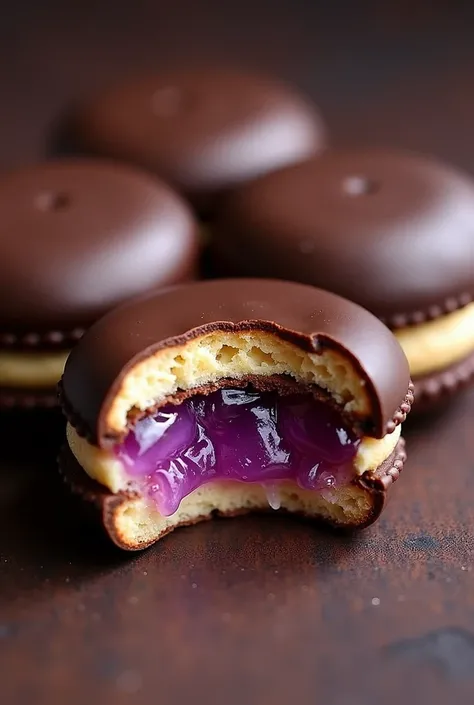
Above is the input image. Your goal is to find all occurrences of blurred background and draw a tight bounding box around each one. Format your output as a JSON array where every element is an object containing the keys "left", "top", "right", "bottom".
[{"left": 2, "top": 0, "right": 474, "bottom": 173}]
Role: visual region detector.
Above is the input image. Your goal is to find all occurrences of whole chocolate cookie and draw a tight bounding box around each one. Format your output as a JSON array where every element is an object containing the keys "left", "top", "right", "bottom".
[
  {"left": 0, "top": 159, "right": 199, "bottom": 407},
  {"left": 59, "top": 279, "right": 412, "bottom": 550},
  {"left": 66, "top": 68, "right": 327, "bottom": 214},
  {"left": 211, "top": 148, "right": 474, "bottom": 407}
]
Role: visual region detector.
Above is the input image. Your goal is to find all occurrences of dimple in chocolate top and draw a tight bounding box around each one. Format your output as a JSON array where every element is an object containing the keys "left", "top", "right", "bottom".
[
  {"left": 61, "top": 278, "right": 410, "bottom": 445},
  {"left": 212, "top": 148, "right": 474, "bottom": 326},
  {"left": 0, "top": 159, "right": 198, "bottom": 342},
  {"left": 69, "top": 69, "right": 326, "bottom": 211}
]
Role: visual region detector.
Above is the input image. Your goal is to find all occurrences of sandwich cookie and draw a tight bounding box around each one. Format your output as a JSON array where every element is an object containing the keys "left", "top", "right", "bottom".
[
  {"left": 64, "top": 68, "right": 327, "bottom": 216},
  {"left": 59, "top": 279, "right": 413, "bottom": 550},
  {"left": 0, "top": 159, "right": 198, "bottom": 407},
  {"left": 211, "top": 149, "right": 474, "bottom": 407}
]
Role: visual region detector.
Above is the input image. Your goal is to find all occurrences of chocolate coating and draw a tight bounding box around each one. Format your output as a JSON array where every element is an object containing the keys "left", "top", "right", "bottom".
[
  {"left": 412, "top": 349, "right": 474, "bottom": 410},
  {"left": 0, "top": 159, "right": 198, "bottom": 342},
  {"left": 0, "top": 387, "right": 59, "bottom": 409},
  {"left": 67, "top": 69, "right": 326, "bottom": 212},
  {"left": 60, "top": 279, "right": 411, "bottom": 444},
  {"left": 212, "top": 148, "right": 474, "bottom": 325}
]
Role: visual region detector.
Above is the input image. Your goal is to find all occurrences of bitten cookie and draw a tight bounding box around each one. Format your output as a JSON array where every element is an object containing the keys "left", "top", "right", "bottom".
[
  {"left": 0, "top": 159, "right": 198, "bottom": 407},
  {"left": 65, "top": 68, "right": 327, "bottom": 215},
  {"left": 59, "top": 279, "right": 413, "bottom": 550},
  {"left": 211, "top": 148, "right": 474, "bottom": 407}
]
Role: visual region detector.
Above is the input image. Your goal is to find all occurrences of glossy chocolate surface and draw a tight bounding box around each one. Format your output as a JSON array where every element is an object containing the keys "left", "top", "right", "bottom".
[
  {"left": 67, "top": 69, "right": 326, "bottom": 211},
  {"left": 0, "top": 159, "right": 198, "bottom": 340},
  {"left": 4, "top": 3, "right": 474, "bottom": 705},
  {"left": 61, "top": 279, "right": 410, "bottom": 443},
  {"left": 212, "top": 148, "right": 474, "bottom": 325}
]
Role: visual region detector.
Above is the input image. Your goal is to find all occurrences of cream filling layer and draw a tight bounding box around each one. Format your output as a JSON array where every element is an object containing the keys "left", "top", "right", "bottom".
[
  {"left": 66, "top": 422, "right": 401, "bottom": 498},
  {"left": 0, "top": 349, "right": 70, "bottom": 388},
  {"left": 395, "top": 303, "right": 474, "bottom": 377}
]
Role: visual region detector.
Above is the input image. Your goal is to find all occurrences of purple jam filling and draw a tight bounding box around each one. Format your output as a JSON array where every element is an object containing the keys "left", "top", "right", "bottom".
[{"left": 115, "top": 388, "right": 361, "bottom": 516}]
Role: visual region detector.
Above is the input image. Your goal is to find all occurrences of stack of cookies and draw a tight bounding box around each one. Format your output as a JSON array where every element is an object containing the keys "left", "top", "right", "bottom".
[{"left": 1, "top": 67, "right": 472, "bottom": 550}]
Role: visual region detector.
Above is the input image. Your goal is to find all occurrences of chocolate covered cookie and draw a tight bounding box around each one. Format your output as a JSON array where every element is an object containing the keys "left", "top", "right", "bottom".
[
  {"left": 59, "top": 279, "right": 412, "bottom": 550},
  {"left": 211, "top": 148, "right": 474, "bottom": 406},
  {"left": 65, "top": 68, "right": 326, "bottom": 215},
  {"left": 0, "top": 159, "right": 198, "bottom": 406}
]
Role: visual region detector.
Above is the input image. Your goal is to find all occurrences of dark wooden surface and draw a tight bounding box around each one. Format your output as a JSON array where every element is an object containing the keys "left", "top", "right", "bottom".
[{"left": 1, "top": 2, "right": 474, "bottom": 703}]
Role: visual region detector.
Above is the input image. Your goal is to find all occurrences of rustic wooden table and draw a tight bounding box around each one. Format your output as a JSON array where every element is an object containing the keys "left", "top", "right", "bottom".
[{"left": 1, "top": 2, "right": 474, "bottom": 704}]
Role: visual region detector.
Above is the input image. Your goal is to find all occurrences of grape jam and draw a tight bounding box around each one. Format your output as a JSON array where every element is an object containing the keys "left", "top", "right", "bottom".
[{"left": 115, "top": 387, "right": 360, "bottom": 516}]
